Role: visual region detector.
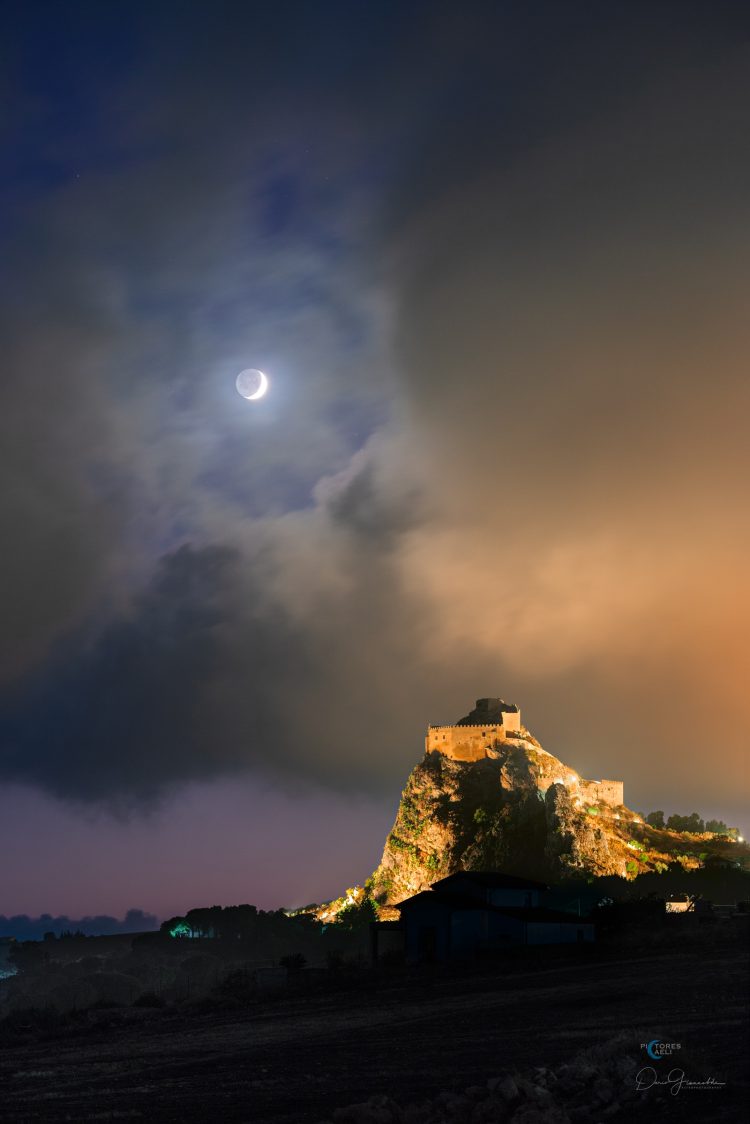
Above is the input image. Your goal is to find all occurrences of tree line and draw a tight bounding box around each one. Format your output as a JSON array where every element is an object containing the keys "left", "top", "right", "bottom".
[{"left": 644, "top": 810, "right": 739, "bottom": 835}]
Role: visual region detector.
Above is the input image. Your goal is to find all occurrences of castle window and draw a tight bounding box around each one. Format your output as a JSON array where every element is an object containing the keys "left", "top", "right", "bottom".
[{"left": 481, "top": 731, "right": 485, "bottom": 736}]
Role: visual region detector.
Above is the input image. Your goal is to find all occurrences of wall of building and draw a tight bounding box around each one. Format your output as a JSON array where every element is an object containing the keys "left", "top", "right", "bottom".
[
  {"left": 487, "top": 887, "right": 540, "bottom": 909},
  {"left": 526, "top": 921, "right": 595, "bottom": 945},
  {"left": 487, "top": 912, "right": 527, "bottom": 945},
  {"left": 402, "top": 901, "right": 453, "bottom": 963}
]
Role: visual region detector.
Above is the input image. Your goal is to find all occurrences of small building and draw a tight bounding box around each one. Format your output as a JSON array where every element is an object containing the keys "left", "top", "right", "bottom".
[
  {"left": 702, "top": 855, "right": 742, "bottom": 871},
  {"left": 665, "top": 894, "right": 692, "bottom": 913},
  {"left": 392, "top": 872, "right": 595, "bottom": 963}
]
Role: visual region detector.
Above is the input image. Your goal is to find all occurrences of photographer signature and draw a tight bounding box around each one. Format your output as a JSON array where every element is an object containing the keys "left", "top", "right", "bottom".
[{"left": 636, "top": 1068, "right": 726, "bottom": 1095}]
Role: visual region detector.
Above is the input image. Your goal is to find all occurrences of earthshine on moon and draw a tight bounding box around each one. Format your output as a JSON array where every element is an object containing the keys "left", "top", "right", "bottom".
[{"left": 235, "top": 368, "right": 269, "bottom": 400}]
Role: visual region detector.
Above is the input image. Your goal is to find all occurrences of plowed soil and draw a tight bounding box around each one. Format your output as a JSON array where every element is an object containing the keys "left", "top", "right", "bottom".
[{"left": 0, "top": 943, "right": 747, "bottom": 1123}]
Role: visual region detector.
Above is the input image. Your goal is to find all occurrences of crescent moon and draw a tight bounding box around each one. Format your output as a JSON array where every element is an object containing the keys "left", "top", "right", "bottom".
[
  {"left": 247, "top": 370, "right": 268, "bottom": 400},
  {"left": 236, "top": 368, "right": 269, "bottom": 400},
  {"left": 646, "top": 1040, "right": 661, "bottom": 1060}
]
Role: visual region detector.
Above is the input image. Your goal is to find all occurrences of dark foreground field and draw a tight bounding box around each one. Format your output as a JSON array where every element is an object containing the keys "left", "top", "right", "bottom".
[{"left": 0, "top": 941, "right": 747, "bottom": 1124}]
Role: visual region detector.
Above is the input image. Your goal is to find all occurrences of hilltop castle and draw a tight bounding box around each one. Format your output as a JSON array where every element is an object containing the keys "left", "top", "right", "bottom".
[{"left": 426, "top": 697, "right": 624, "bottom": 808}]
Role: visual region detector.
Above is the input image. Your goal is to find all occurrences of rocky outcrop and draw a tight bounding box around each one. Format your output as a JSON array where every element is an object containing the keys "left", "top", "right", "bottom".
[
  {"left": 315, "top": 701, "right": 748, "bottom": 922},
  {"left": 364, "top": 711, "right": 730, "bottom": 911},
  {"left": 368, "top": 743, "right": 551, "bottom": 907},
  {"left": 544, "top": 783, "right": 626, "bottom": 878}
]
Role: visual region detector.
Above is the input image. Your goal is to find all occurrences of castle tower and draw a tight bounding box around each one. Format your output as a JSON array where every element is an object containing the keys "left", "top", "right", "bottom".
[{"left": 425, "top": 698, "right": 522, "bottom": 761}]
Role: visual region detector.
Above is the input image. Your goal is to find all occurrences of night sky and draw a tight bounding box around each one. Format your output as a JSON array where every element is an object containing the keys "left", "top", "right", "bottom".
[{"left": 2, "top": 1, "right": 749, "bottom": 923}]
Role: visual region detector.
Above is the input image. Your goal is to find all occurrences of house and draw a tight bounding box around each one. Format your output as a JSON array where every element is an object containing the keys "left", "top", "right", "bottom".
[
  {"left": 665, "top": 894, "right": 692, "bottom": 913},
  {"left": 702, "top": 855, "right": 742, "bottom": 871},
  {"left": 376, "top": 871, "right": 595, "bottom": 964}
]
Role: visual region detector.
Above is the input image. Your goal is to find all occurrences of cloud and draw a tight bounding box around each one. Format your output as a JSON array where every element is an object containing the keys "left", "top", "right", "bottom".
[
  {"left": 0, "top": 496, "right": 483, "bottom": 804},
  {"left": 0, "top": 909, "right": 157, "bottom": 941},
  {"left": 0, "top": 2, "right": 748, "bottom": 822}
]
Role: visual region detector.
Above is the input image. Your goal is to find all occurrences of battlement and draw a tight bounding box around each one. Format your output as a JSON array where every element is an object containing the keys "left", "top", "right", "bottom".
[{"left": 428, "top": 723, "right": 521, "bottom": 733}]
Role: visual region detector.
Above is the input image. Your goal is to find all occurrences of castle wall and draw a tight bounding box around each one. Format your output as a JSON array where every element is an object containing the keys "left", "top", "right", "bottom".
[
  {"left": 426, "top": 724, "right": 509, "bottom": 762},
  {"left": 502, "top": 710, "right": 521, "bottom": 733},
  {"left": 579, "top": 779, "right": 624, "bottom": 807}
]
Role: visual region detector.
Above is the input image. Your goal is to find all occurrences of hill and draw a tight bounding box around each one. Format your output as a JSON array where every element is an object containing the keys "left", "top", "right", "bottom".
[{"left": 321, "top": 698, "right": 748, "bottom": 919}]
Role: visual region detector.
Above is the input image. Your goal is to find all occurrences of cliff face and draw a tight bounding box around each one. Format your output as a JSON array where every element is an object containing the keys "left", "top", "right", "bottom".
[
  {"left": 367, "top": 723, "right": 728, "bottom": 909},
  {"left": 369, "top": 741, "right": 550, "bottom": 906}
]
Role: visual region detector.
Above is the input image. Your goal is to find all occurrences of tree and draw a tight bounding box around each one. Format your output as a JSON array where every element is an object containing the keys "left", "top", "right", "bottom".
[
  {"left": 185, "top": 907, "right": 214, "bottom": 938},
  {"left": 337, "top": 896, "right": 378, "bottom": 931},
  {"left": 669, "top": 812, "right": 704, "bottom": 833},
  {"left": 646, "top": 810, "right": 665, "bottom": 829},
  {"left": 705, "top": 819, "right": 729, "bottom": 834},
  {"left": 162, "top": 916, "right": 188, "bottom": 938}
]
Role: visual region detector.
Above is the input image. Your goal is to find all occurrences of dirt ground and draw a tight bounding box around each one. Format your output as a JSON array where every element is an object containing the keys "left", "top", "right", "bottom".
[{"left": 0, "top": 942, "right": 747, "bottom": 1123}]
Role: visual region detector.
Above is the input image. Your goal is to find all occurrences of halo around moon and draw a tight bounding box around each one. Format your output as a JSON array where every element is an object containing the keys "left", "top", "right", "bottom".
[{"left": 236, "top": 368, "right": 269, "bottom": 400}]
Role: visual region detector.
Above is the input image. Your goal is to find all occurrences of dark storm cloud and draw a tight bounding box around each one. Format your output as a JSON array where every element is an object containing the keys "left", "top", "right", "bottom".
[
  {"left": 0, "top": 524, "right": 479, "bottom": 803},
  {"left": 1, "top": 1, "right": 749, "bottom": 822},
  {"left": 0, "top": 544, "right": 312, "bottom": 801}
]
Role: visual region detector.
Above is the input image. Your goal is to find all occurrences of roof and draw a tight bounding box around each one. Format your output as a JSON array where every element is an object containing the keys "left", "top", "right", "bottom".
[
  {"left": 432, "top": 871, "right": 549, "bottom": 892},
  {"left": 397, "top": 890, "right": 592, "bottom": 925},
  {"left": 397, "top": 890, "right": 493, "bottom": 912}
]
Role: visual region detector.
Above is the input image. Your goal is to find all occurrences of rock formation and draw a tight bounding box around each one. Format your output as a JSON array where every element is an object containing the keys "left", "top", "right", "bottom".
[{"left": 364, "top": 698, "right": 721, "bottom": 910}]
